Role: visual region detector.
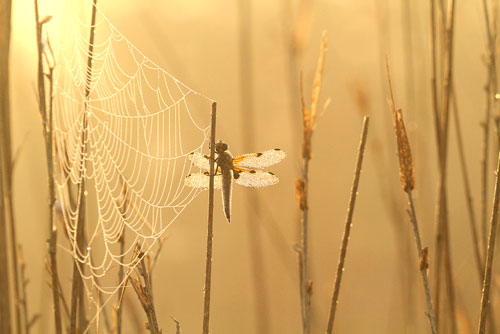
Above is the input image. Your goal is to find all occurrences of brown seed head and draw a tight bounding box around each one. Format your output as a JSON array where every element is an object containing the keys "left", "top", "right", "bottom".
[
  {"left": 294, "top": 178, "right": 307, "bottom": 210},
  {"left": 420, "top": 247, "right": 429, "bottom": 271}
]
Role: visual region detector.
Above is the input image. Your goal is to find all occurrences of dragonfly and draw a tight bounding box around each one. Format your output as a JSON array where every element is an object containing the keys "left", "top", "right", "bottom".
[{"left": 185, "top": 141, "right": 286, "bottom": 223}]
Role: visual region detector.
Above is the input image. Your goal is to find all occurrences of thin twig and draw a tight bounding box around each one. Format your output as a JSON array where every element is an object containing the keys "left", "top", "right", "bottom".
[
  {"left": 1, "top": 0, "right": 21, "bottom": 331},
  {"left": 481, "top": 65, "right": 492, "bottom": 264},
  {"left": 202, "top": 102, "right": 217, "bottom": 334},
  {"left": 432, "top": 0, "right": 458, "bottom": 330},
  {"left": 407, "top": 194, "right": 438, "bottom": 334},
  {"left": 129, "top": 246, "right": 161, "bottom": 334},
  {"left": 451, "top": 91, "right": 484, "bottom": 281},
  {"left": 35, "top": 12, "right": 62, "bottom": 331},
  {"left": 70, "top": 1, "right": 97, "bottom": 332},
  {"left": 296, "top": 33, "right": 328, "bottom": 334},
  {"left": 19, "top": 246, "right": 41, "bottom": 333},
  {"left": 478, "top": 151, "right": 500, "bottom": 333},
  {"left": 326, "top": 116, "right": 369, "bottom": 333},
  {"left": 0, "top": 152, "right": 11, "bottom": 334},
  {"left": 238, "top": 2, "right": 270, "bottom": 330},
  {"left": 387, "top": 60, "right": 437, "bottom": 334}
]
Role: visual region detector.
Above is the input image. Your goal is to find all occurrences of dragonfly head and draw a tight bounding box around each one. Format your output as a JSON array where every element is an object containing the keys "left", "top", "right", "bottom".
[{"left": 215, "top": 141, "right": 228, "bottom": 153}]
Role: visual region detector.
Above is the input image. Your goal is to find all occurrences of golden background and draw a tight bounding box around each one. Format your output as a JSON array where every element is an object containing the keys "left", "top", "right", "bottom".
[{"left": 5, "top": 0, "right": 496, "bottom": 333}]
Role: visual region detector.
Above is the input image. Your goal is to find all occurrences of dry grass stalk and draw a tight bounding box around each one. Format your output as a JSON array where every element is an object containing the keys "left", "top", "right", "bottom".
[
  {"left": 113, "top": 181, "right": 128, "bottom": 334},
  {"left": 387, "top": 61, "right": 437, "bottom": 334},
  {"left": 19, "top": 246, "right": 41, "bottom": 333},
  {"left": 0, "top": 157, "right": 11, "bottom": 334},
  {"left": 295, "top": 32, "right": 329, "bottom": 334},
  {"left": 478, "top": 151, "right": 500, "bottom": 334},
  {"left": 1, "top": 0, "right": 23, "bottom": 331},
  {"left": 451, "top": 91, "right": 484, "bottom": 280},
  {"left": 34, "top": 8, "right": 63, "bottom": 331},
  {"left": 238, "top": 3, "right": 270, "bottom": 330},
  {"left": 129, "top": 244, "right": 162, "bottom": 334},
  {"left": 429, "top": 1, "right": 458, "bottom": 330},
  {"left": 70, "top": 1, "right": 97, "bottom": 332},
  {"left": 171, "top": 317, "right": 180, "bottom": 334},
  {"left": 202, "top": 102, "right": 217, "bottom": 334},
  {"left": 326, "top": 116, "right": 370, "bottom": 333}
]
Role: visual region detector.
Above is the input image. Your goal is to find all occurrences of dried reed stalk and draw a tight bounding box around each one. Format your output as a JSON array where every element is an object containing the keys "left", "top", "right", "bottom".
[
  {"left": 34, "top": 7, "right": 63, "bottom": 331},
  {"left": 351, "top": 84, "right": 417, "bottom": 331},
  {"left": 431, "top": 0, "right": 458, "bottom": 330},
  {"left": 477, "top": 151, "right": 500, "bottom": 334},
  {"left": 451, "top": 91, "right": 484, "bottom": 280},
  {"left": 19, "top": 246, "right": 40, "bottom": 333},
  {"left": 129, "top": 245, "right": 161, "bottom": 334},
  {"left": 70, "top": 1, "right": 97, "bottom": 332},
  {"left": 202, "top": 102, "right": 217, "bottom": 334},
  {"left": 326, "top": 116, "right": 369, "bottom": 333},
  {"left": 113, "top": 182, "right": 127, "bottom": 334},
  {"left": 1, "top": 0, "right": 22, "bottom": 331},
  {"left": 238, "top": 2, "right": 270, "bottom": 330},
  {"left": 387, "top": 61, "right": 437, "bottom": 334},
  {"left": 0, "top": 151, "right": 11, "bottom": 334},
  {"left": 295, "top": 32, "right": 329, "bottom": 334}
]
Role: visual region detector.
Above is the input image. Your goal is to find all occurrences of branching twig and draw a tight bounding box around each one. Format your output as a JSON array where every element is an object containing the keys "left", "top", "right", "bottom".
[
  {"left": 129, "top": 245, "right": 161, "bottom": 334},
  {"left": 326, "top": 116, "right": 369, "bottom": 333},
  {"left": 294, "top": 32, "right": 329, "bottom": 334},
  {"left": 34, "top": 2, "right": 62, "bottom": 333}
]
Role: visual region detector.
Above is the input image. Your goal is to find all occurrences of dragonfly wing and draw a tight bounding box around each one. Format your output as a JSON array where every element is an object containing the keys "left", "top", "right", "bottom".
[
  {"left": 188, "top": 152, "right": 211, "bottom": 170},
  {"left": 185, "top": 172, "right": 222, "bottom": 189},
  {"left": 232, "top": 149, "right": 286, "bottom": 169},
  {"left": 234, "top": 169, "right": 279, "bottom": 188}
]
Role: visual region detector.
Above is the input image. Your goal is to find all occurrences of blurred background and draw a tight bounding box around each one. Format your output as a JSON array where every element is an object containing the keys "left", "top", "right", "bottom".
[{"left": 5, "top": 0, "right": 498, "bottom": 333}]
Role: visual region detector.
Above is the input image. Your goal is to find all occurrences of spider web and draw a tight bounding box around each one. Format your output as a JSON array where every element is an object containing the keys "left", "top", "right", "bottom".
[{"left": 49, "top": 0, "right": 213, "bottom": 328}]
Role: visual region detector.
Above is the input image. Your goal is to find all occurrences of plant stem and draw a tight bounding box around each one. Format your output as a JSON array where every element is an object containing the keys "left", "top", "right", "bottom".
[
  {"left": 478, "top": 151, "right": 500, "bottom": 333},
  {"left": 451, "top": 91, "right": 484, "bottom": 281},
  {"left": 2, "top": 0, "right": 21, "bottom": 331},
  {"left": 70, "top": 1, "right": 97, "bottom": 332},
  {"left": 0, "top": 146, "right": 11, "bottom": 334},
  {"left": 238, "top": 1, "right": 270, "bottom": 331},
  {"left": 300, "top": 154, "right": 311, "bottom": 334},
  {"left": 408, "top": 192, "right": 437, "bottom": 334},
  {"left": 326, "top": 116, "right": 369, "bottom": 333},
  {"left": 202, "top": 102, "right": 217, "bottom": 334}
]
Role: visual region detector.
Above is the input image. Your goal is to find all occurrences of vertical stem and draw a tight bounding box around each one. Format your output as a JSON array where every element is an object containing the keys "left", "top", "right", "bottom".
[
  {"left": 202, "top": 102, "right": 217, "bottom": 334},
  {"left": 300, "top": 157, "right": 311, "bottom": 334},
  {"left": 326, "top": 117, "right": 369, "bottom": 333},
  {"left": 0, "top": 152, "right": 11, "bottom": 334},
  {"left": 70, "top": 1, "right": 97, "bottom": 332},
  {"left": 1, "top": 0, "right": 21, "bottom": 332},
  {"left": 478, "top": 151, "right": 500, "bottom": 334},
  {"left": 115, "top": 233, "right": 125, "bottom": 334},
  {"left": 451, "top": 91, "right": 484, "bottom": 281},
  {"left": 47, "top": 67, "right": 62, "bottom": 334},
  {"left": 238, "top": 2, "right": 270, "bottom": 332},
  {"left": 408, "top": 192, "right": 437, "bottom": 334}
]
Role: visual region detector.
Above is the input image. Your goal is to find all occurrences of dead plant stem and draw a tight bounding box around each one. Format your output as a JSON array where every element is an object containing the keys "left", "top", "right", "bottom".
[
  {"left": 478, "top": 151, "right": 500, "bottom": 333},
  {"left": 70, "top": 1, "right": 97, "bottom": 332},
  {"left": 326, "top": 116, "right": 369, "bottom": 333},
  {"left": 451, "top": 91, "right": 484, "bottom": 280},
  {"left": 202, "top": 102, "right": 217, "bottom": 334},
  {"left": 408, "top": 192, "right": 438, "bottom": 334}
]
